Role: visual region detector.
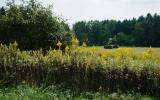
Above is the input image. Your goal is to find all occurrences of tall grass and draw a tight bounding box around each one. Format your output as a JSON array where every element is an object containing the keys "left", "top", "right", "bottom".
[
  {"left": 0, "top": 41, "right": 160, "bottom": 96},
  {"left": 0, "top": 84, "right": 154, "bottom": 100}
]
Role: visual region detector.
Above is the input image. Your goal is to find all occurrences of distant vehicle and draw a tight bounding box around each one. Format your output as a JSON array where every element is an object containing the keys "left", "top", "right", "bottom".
[
  {"left": 104, "top": 44, "right": 119, "bottom": 49},
  {"left": 104, "top": 38, "right": 119, "bottom": 49}
]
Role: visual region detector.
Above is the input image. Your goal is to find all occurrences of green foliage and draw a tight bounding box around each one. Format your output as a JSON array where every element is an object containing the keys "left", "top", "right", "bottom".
[
  {"left": 0, "top": 0, "right": 70, "bottom": 50},
  {"left": 73, "top": 21, "right": 87, "bottom": 45},
  {"left": 73, "top": 13, "right": 160, "bottom": 46},
  {"left": 0, "top": 43, "right": 160, "bottom": 97},
  {"left": 0, "top": 84, "right": 154, "bottom": 100},
  {"left": 0, "top": 7, "right": 6, "bottom": 15},
  {"left": 116, "top": 32, "right": 134, "bottom": 45}
]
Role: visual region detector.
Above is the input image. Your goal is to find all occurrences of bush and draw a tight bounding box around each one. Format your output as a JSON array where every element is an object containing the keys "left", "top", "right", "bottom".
[{"left": 0, "top": 0, "right": 70, "bottom": 50}]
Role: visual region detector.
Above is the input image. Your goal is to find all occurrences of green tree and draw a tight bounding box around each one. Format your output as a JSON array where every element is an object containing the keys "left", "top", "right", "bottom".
[
  {"left": 0, "top": 0, "right": 70, "bottom": 50},
  {"left": 0, "top": 7, "right": 6, "bottom": 15},
  {"left": 73, "top": 13, "right": 160, "bottom": 46},
  {"left": 73, "top": 21, "right": 87, "bottom": 44}
]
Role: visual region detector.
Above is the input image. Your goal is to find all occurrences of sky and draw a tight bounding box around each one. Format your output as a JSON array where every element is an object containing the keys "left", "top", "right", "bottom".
[{"left": 0, "top": 0, "right": 160, "bottom": 26}]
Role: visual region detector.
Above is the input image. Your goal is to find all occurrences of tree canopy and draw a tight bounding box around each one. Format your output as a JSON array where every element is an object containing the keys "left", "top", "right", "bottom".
[
  {"left": 73, "top": 13, "right": 160, "bottom": 47},
  {"left": 0, "top": 0, "right": 71, "bottom": 50}
]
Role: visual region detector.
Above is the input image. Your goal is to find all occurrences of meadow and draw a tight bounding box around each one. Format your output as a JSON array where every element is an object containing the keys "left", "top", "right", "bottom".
[
  {"left": 0, "top": 39, "right": 160, "bottom": 99},
  {"left": 95, "top": 46, "right": 160, "bottom": 54},
  {"left": 1, "top": 0, "right": 160, "bottom": 99}
]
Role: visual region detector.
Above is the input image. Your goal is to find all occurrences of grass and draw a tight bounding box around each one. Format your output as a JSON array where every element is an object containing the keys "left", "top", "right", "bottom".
[
  {"left": 0, "top": 84, "right": 155, "bottom": 100},
  {"left": 95, "top": 46, "right": 160, "bottom": 54},
  {"left": 0, "top": 42, "right": 160, "bottom": 99}
]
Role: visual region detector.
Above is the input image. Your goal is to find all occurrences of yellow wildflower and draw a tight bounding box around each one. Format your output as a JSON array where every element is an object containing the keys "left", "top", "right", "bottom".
[
  {"left": 65, "top": 46, "right": 69, "bottom": 52},
  {"left": 141, "top": 48, "right": 155, "bottom": 60},
  {"left": 53, "top": 49, "right": 57, "bottom": 53},
  {"left": 71, "top": 37, "right": 79, "bottom": 46},
  {"left": 91, "top": 46, "right": 96, "bottom": 54},
  {"left": 82, "top": 42, "right": 87, "bottom": 47},
  {"left": 57, "top": 41, "right": 62, "bottom": 49}
]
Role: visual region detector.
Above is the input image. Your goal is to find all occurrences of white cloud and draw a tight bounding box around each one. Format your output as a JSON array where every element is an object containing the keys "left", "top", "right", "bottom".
[{"left": 0, "top": 0, "right": 6, "bottom": 7}]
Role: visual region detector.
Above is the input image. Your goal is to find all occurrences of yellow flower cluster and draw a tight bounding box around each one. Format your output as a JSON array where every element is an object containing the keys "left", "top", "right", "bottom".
[
  {"left": 57, "top": 41, "right": 62, "bottom": 49},
  {"left": 141, "top": 48, "right": 155, "bottom": 60},
  {"left": 0, "top": 40, "right": 160, "bottom": 65},
  {"left": 71, "top": 37, "right": 79, "bottom": 46},
  {"left": 114, "top": 48, "right": 134, "bottom": 60},
  {"left": 91, "top": 46, "right": 96, "bottom": 54}
]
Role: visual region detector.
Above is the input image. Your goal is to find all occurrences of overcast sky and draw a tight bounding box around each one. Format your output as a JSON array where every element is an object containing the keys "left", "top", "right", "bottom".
[{"left": 1, "top": 0, "right": 160, "bottom": 25}]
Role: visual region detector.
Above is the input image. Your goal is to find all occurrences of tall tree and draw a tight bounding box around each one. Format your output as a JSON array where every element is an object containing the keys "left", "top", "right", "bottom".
[
  {"left": 73, "top": 13, "right": 160, "bottom": 47},
  {"left": 0, "top": 0, "right": 70, "bottom": 50}
]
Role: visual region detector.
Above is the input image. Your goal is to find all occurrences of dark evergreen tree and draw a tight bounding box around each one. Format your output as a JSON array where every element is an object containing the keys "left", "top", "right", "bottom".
[
  {"left": 0, "top": 7, "right": 6, "bottom": 15},
  {"left": 73, "top": 13, "right": 160, "bottom": 47}
]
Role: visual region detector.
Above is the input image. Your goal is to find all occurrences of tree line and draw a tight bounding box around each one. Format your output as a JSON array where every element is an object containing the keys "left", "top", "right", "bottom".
[
  {"left": 1, "top": 0, "right": 160, "bottom": 48},
  {"left": 73, "top": 13, "right": 160, "bottom": 47}
]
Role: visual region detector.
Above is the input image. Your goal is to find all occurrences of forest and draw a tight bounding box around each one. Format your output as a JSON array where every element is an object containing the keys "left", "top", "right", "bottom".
[{"left": 73, "top": 14, "right": 160, "bottom": 46}]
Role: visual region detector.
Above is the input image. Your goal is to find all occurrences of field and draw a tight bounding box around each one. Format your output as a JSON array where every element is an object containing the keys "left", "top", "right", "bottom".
[
  {"left": 1, "top": 0, "right": 160, "bottom": 99},
  {"left": 0, "top": 42, "right": 160, "bottom": 99},
  {"left": 95, "top": 46, "right": 160, "bottom": 54}
]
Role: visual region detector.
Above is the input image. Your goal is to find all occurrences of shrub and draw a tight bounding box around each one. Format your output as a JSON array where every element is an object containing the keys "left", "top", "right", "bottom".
[{"left": 0, "top": 0, "right": 70, "bottom": 50}]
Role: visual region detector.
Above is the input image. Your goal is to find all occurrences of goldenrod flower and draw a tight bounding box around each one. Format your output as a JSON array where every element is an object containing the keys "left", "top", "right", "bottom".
[
  {"left": 57, "top": 41, "right": 62, "bottom": 49},
  {"left": 82, "top": 42, "right": 87, "bottom": 47},
  {"left": 13, "top": 41, "right": 18, "bottom": 47},
  {"left": 53, "top": 49, "right": 57, "bottom": 53},
  {"left": 65, "top": 46, "right": 69, "bottom": 52},
  {"left": 71, "top": 37, "right": 79, "bottom": 46},
  {"left": 91, "top": 46, "right": 96, "bottom": 54}
]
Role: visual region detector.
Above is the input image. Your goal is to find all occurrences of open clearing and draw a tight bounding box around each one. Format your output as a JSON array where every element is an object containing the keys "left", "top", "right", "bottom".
[{"left": 94, "top": 46, "right": 160, "bottom": 54}]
